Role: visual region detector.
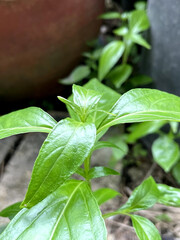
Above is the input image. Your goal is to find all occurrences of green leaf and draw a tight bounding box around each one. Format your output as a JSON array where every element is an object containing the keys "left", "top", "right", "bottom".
[
  {"left": 68, "top": 79, "right": 120, "bottom": 129},
  {"left": 0, "top": 180, "right": 107, "bottom": 240},
  {"left": 134, "top": 1, "right": 147, "bottom": 10},
  {"left": 118, "top": 177, "right": 159, "bottom": 213},
  {"left": 99, "top": 12, "right": 121, "bottom": 20},
  {"left": 170, "top": 122, "right": 179, "bottom": 134},
  {"left": 98, "top": 41, "right": 125, "bottom": 81},
  {"left": 94, "top": 141, "right": 120, "bottom": 151},
  {"left": 113, "top": 26, "right": 129, "bottom": 36},
  {"left": 131, "top": 215, "right": 161, "bottom": 240},
  {"left": 93, "top": 188, "right": 120, "bottom": 206},
  {"left": 21, "top": 118, "right": 96, "bottom": 208},
  {"left": 0, "top": 202, "right": 21, "bottom": 220},
  {"left": 130, "top": 33, "right": 151, "bottom": 49},
  {"left": 0, "top": 107, "right": 57, "bottom": 140},
  {"left": 129, "top": 75, "right": 153, "bottom": 87},
  {"left": 107, "top": 64, "right": 133, "bottom": 88},
  {"left": 129, "top": 10, "right": 150, "bottom": 33},
  {"left": 88, "top": 167, "right": 119, "bottom": 179},
  {"left": 127, "top": 121, "right": 167, "bottom": 143},
  {"left": 152, "top": 136, "right": 179, "bottom": 172},
  {"left": 72, "top": 84, "right": 102, "bottom": 114},
  {"left": 157, "top": 184, "right": 180, "bottom": 207},
  {"left": 98, "top": 88, "right": 180, "bottom": 133},
  {"left": 172, "top": 161, "right": 180, "bottom": 184},
  {"left": 108, "top": 135, "right": 128, "bottom": 167},
  {"left": 59, "top": 65, "right": 90, "bottom": 85}
]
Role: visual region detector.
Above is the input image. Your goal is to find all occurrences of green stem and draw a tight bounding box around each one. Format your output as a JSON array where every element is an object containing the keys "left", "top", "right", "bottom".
[{"left": 84, "top": 155, "right": 91, "bottom": 188}]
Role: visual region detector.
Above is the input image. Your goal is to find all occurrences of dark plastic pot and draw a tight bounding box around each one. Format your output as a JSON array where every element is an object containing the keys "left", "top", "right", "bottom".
[{"left": 0, "top": 0, "right": 104, "bottom": 100}]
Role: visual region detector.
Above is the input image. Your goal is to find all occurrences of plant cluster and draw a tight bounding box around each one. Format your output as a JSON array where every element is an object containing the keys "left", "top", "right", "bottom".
[{"left": 1, "top": 79, "right": 180, "bottom": 239}]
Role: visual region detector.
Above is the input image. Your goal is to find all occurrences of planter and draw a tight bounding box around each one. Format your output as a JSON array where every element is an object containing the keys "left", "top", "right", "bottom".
[
  {"left": 142, "top": 0, "right": 180, "bottom": 96},
  {"left": 0, "top": 0, "right": 104, "bottom": 100}
]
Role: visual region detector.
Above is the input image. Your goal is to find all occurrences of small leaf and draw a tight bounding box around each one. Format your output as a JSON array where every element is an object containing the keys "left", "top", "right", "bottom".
[
  {"left": 0, "top": 202, "right": 21, "bottom": 220},
  {"left": 73, "top": 84, "right": 102, "bottom": 113},
  {"left": 76, "top": 167, "right": 86, "bottom": 178},
  {"left": 88, "top": 167, "right": 119, "bottom": 179},
  {"left": 130, "top": 33, "right": 151, "bottom": 49},
  {"left": 118, "top": 177, "right": 159, "bottom": 213},
  {"left": 129, "top": 10, "right": 150, "bottom": 33},
  {"left": 98, "top": 88, "right": 180, "bottom": 133},
  {"left": 113, "top": 26, "right": 129, "bottom": 36},
  {"left": 172, "top": 161, "right": 180, "bottom": 184},
  {"left": 129, "top": 75, "right": 153, "bottom": 87},
  {"left": 152, "top": 136, "right": 179, "bottom": 172},
  {"left": 59, "top": 65, "right": 90, "bottom": 85},
  {"left": 22, "top": 118, "right": 96, "bottom": 208},
  {"left": 170, "top": 122, "right": 179, "bottom": 134},
  {"left": 68, "top": 79, "right": 120, "bottom": 129},
  {"left": 131, "top": 215, "right": 161, "bottom": 240},
  {"left": 107, "top": 64, "right": 133, "bottom": 88},
  {"left": 98, "top": 41, "right": 125, "bottom": 81},
  {"left": 134, "top": 1, "right": 147, "bottom": 10},
  {"left": 0, "top": 107, "right": 57, "bottom": 140},
  {"left": 94, "top": 141, "right": 120, "bottom": 151},
  {"left": 0, "top": 180, "right": 107, "bottom": 240},
  {"left": 99, "top": 12, "right": 121, "bottom": 20},
  {"left": 157, "top": 184, "right": 180, "bottom": 207},
  {"left": 93, "top": 188, "right": 120, "bottom": 205},
  {"left": 127, "top": 121, "right": 167, "bottom": 143}
]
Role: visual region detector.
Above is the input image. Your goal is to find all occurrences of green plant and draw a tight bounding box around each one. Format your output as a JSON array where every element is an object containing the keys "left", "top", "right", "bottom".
[
  {"left": 1, "top": 79, "right": 180, "bottom": 239},
  {"left": 59, "top": 7, "right": 152, "bottom": 93}
]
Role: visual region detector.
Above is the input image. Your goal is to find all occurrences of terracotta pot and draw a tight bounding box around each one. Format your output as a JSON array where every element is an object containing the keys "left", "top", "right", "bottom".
[{"left": 0, "top": 0, "right": 104, "bottom": 101}]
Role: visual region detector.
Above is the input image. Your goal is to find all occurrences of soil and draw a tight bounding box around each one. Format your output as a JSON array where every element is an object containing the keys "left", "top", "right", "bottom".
[{"left": 0, "top": 118, "right": 180, "bottom": 239}]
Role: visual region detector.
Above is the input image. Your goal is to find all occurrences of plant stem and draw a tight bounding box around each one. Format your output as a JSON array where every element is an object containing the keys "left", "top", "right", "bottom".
[{"left": 84, "top": 155, "right": 91, "bottom": 188}]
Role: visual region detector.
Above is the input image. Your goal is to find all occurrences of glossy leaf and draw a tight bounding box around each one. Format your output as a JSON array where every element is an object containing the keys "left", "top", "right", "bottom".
[
  {"left": 0, "top": 202, "right": 21, "bottom": 220},
  {"left": 98, "top": 88, "right": 180, "bottom": 133},
  {"left": 107, "top": 64, "right": 133, "bottom": 88},
  {"left": 22, "top": 118, "right": 96, "bottom": 208},
  {"left": 0, "top": 180, "right": 107, "bottom": 240},
  {"left": 131, "top": 215, "right": 161, "bottom": 240},
  {"left": 172, "top": 161, "right": 180, "bottom": 184},
  {"left": 99, "top": 12, "right": 121, "bottom": 19},
  {"left": 93, "top": 188, "right": 120, "bottom": 206},
  {"left": 152, "top": 136, "right": 179, "bottom": 172},
  {"left": 73, "top": 84, "right": 102, "bottom": 113},
  {"left": 59, "top": 65, "right": 90, "bottom": 85},
  {"left": 98, "top": 41, "right": 125, "bottom": 81},
  {"left": 127, "top": 121, "right": 167, "bottom": 143},
  {"left": 157, "top": 184, "right": 180, "bottom": 207},
  {"left": 0, "top": 107, "right": 57, "bottom": 140},
  {"left": 88, "top": 167, "right": 119, "bottom": 179},
  {"left": 94, "top": 141, "right": 120, "bottom": 151},
  {"left": 130, "top": 33, "right": 151, "bottom": 49},
  {"left": 118, "top": 177, "right": 159, "bottom": 213},
  {"left": 129, "top": 10, "right": 150, "bottom": 33},
  {"left": 68, "top": 79, "right": 120, "bottom": 128}
]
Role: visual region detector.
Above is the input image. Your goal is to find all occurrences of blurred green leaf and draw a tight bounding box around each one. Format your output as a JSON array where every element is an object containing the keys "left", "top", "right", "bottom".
[
  {"left": 98, "top": 41, "right": 125, "bottom": 81},
  {"left": 130, "top": 33, "right": 151, "bottom": 49},
  {"left": 113, "top": 27, "right": 129, "bottom": 36},
  {"left": 152, "top": 136, "right": 179, "bottom": 172},
  {"left": 99, "top": 12, "right": 121, "bottom": 20},
  {"left": 129, "top": 75, "right": 153, "bottom": 87},
  {"left": 157, "top": 184, "right": 180, "bottom": 207},
  {"left": 172, "top": 161, "right": 180, "bottom": 184},
  {"left": 59, "top": 65, "right": 90, "bottom": 85},
  {"left": 129, "top": 10, "right": 150, "bottom": 33},
  {"left": 107, "top": 64, "right": 133, "bottom": 88},
  {"left": 134, "top": 1, "right": 147, "bottom": 10}
]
